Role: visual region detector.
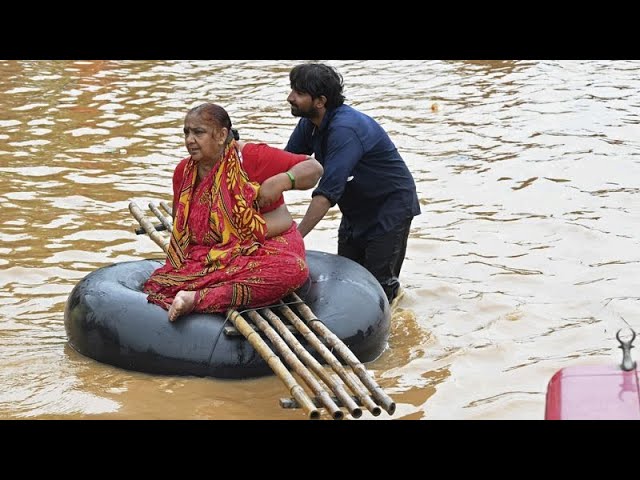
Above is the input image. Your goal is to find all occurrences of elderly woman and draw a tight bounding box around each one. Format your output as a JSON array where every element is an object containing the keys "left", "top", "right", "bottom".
[{"left": 143, "top": 103, "right": 323, "bottom": 321}]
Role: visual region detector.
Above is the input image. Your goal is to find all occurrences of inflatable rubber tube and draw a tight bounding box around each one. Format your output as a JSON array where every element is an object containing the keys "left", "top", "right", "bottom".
[{"left": 64, "top": 250, "right": 390, "bottom": 379}]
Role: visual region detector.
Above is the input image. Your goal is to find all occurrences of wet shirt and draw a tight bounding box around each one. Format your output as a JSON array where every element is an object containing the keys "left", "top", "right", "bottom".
[{"left": 285, "top": 104, "right": 421, "bottom": 240}]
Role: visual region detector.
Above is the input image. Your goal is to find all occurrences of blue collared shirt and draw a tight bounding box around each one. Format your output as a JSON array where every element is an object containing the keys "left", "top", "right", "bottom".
[{"left": 286, "top": 105, "right": 421, "bottom": 240}]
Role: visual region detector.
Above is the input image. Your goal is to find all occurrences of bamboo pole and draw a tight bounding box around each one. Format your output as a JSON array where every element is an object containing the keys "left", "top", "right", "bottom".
[
  {"left": 160, "top": 201, "right": 173, "bottom": 217},
  {"left": 280, "top": 395, "right": 367, "bottom": 410},
  {"left": 259, "top": 307, "right": 362, "bottom": 418},
  {"left": 226, "top": 309, "right": 319, "bottom": 419},
  {"left": 149, "top": 202, "right": 173, "bottom": 232},
  {"left": 134, "top": 223, "right": 166, "bottom": 235},
  {"left": 246, "top": 310, "right": 343, "bottom": 420},
  {"left": 129, "top": 201, "right": 169, "bottom": 253},
  {"left": 278, "top": 301, "right": 381, "bottom": 416},
  {"left": 288, "top": 292, "right": 396, "bottom": 415}
]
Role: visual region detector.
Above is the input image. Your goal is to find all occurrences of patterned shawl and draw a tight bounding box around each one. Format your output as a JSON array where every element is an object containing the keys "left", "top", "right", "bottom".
[{"left": 167, "top": 139, "right": 266, "bottom": 272}]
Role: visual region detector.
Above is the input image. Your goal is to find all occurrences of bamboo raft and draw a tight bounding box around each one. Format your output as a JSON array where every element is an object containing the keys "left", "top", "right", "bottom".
[{"left": 129, "top": 200, "right": 396, "bottom": 420}]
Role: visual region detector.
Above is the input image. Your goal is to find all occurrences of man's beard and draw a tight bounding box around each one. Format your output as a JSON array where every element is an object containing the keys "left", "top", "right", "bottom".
[{"left": 290, "top": 104, "right": 317, "bottom": 119}]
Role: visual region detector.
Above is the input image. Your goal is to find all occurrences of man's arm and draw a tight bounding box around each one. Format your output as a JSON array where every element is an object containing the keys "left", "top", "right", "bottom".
[
  {"left": 296, "top": 127, "right": 364, "bottom": 238},
  {"left": 297, "top": 194, "right": 332, "bottom": 238}
]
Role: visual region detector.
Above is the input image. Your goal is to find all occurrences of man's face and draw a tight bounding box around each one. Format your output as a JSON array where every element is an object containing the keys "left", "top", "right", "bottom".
[{"left": 287, "top": 89, "right": 318, "bottom": 118}]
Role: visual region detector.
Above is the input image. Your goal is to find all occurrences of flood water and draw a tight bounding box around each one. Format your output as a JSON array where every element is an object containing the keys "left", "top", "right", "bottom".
[{"left": 1, "top": 60, "right": 639, "bottom": 420}]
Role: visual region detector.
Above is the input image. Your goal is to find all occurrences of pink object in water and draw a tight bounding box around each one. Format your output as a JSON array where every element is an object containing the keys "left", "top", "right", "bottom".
[{"left": 545, "top": 364, "right": 640, "bottom": 420}]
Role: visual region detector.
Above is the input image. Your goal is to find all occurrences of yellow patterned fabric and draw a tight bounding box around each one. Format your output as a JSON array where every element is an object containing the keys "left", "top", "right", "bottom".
[{"left": 167, "top": 139, "right": 266, "bottom": 272}]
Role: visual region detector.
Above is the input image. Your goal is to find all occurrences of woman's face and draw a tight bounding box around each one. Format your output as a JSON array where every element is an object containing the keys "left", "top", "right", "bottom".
[{"left": 183, "top": 113, "right": 227, "bottom": 163}]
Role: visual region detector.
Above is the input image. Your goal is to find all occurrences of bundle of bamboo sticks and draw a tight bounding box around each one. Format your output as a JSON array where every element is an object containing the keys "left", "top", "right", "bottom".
[{"left": 129, "top": 200, "right": 395, "bottom": 420}]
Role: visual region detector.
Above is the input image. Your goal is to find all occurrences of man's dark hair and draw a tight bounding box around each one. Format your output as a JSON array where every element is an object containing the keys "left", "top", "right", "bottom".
[{"left": 289, "top": 63, "right": 345, "bottom": 110}]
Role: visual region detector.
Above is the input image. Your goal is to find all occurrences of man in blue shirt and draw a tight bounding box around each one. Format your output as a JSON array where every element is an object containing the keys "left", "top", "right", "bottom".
[{"left": 285, "top": 63, "right": 421, "bottom": 303}]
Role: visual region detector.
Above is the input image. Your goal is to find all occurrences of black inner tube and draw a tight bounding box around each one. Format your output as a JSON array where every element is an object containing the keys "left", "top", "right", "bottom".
[{"left": 64, "top": 250, "right": 391, "bottom": 379}]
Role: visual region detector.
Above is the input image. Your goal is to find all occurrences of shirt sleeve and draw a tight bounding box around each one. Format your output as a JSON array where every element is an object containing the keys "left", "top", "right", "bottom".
[
  {"left": 312, "top": 126, "right": 363, "bottom": 206},
  {"left": 285, "top": 120, "right": 314, "bottom": 154},
  {"left": 242, "top": 143, "right": 308, "bottom": 213}
]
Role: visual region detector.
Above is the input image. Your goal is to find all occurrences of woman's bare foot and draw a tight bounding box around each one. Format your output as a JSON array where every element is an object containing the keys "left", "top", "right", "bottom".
[{"left": 168, "top": 290, "right": 197, "bottom": 322}]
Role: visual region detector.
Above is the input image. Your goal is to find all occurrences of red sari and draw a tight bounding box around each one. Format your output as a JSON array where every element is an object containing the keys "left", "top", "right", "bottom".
[{"left": 143, "top": 142, "right": 309, "bottom": 313}]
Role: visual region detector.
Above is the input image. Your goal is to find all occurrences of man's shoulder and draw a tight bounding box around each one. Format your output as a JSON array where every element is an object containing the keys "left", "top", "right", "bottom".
[
  {"left": 330, "top": 105, "right": 368, "bottom": 126},
  {"left": 327, "top": 107, "right": 371, "bottom": 138}
]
